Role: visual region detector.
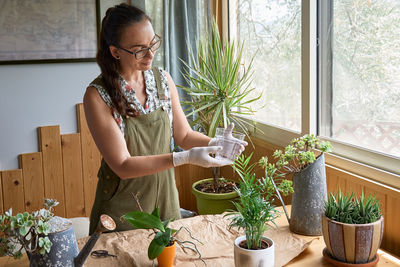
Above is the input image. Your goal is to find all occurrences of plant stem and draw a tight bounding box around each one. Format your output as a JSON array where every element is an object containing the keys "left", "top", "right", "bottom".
[
  {"left": 131, "top": 192, "right": 144, "bottom": 212},
  {"left": 268, "top": 171, "right": 290, "bottom": 224},
  {"left": 211, "top": 167, "right": 220, "bottom": 192}
]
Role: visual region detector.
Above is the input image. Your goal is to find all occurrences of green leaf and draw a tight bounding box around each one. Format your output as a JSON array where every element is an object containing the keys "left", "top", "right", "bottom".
[
  {"left": 19, "top": 227, "right": 27, "bottom": 236},
  {"left": 151, "top": 207, "right": 160, "bottom": 219},
  {"left": 39, "top": 237, "right": 44, "bottom": 247},
  {"left": 147, "top": 228, "right": 173, "bottom": 259},
  {"left": 162, "top": 219, "right": 171, "bottom": 230},
  {"left": 148, "top": 236, "right": 166, "bottom": 260},
  {"left": 122, "top": 211, "right": 164, "bottom": 231}
]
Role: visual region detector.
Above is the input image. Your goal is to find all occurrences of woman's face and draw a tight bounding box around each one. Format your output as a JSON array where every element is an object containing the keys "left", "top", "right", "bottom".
[{"left": 114, "top": 19, "right": 157, "bottom": 72}]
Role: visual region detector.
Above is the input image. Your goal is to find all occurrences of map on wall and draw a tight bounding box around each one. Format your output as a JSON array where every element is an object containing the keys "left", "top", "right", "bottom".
[{"left": 0, "top": 0, "right": 97, "bottom": 62}]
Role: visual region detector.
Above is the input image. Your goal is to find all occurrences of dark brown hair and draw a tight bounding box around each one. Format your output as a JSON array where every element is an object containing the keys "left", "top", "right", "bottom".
[{"left": 97, "top": 4, "right": 150, "bottom": 117}]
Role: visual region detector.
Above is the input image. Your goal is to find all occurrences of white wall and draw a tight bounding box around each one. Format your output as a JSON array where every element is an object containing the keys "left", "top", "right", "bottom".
[{"left": 0, "top": 62, "right": 99, "bottom": 170}]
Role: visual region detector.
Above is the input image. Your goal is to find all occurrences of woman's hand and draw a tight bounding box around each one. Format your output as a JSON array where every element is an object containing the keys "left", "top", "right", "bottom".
[{"left": 172, "top": 146, "right": 234, "bottom": 167}]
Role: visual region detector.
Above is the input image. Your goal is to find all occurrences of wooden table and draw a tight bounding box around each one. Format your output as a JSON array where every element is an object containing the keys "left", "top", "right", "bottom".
[{"left": 1, "top": 206, "right": 399, "bottom": 266}]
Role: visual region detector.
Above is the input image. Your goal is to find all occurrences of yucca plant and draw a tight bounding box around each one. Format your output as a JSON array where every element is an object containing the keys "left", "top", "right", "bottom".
[
  {"left": 324, "top": 189, "right": 382, "bottom": 224},
  {"left": 179, "top": 21, "right": 261, "bottom": 192},
  {"left": 179, "top": 20, "right": 261, "bottom": 139},
  {"left": 226, "top": 153, "right": 293, "bottom": 249}
]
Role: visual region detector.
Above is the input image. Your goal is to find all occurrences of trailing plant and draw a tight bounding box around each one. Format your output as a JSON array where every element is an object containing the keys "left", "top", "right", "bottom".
[
  {"left": 273, "top": 134, "right": 332, "bottom": 174},
  {"left": 122, "top": 194, "right": 205, "bottom": 264},
  {"left": 226, "top": 153, "right": 293, "bottom": 250},
  {"left": 0, "top": 199, "right": 59, "bottom": 259},
  {"left": 324, "top": 189, "right": 382, "bottom": 224}
]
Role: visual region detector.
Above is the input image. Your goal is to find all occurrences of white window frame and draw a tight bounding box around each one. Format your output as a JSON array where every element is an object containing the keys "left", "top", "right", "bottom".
[{"left": 227, "top": 0, "right": 400, "bottom": 187}]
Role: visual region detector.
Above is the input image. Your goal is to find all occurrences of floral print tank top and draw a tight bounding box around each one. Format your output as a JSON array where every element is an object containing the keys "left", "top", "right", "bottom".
[{"left": 89, "top": 67, "right": 173, "bottom": 135}]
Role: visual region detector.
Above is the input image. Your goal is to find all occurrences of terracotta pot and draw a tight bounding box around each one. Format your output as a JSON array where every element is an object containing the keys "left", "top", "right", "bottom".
[
  {"left": 233, "top": 236, "right": 274, "bottom": 267},
  {"left": 322, "top": 215, "right": 384, "bottom": 264},
  {"left": 157, "top": 242, "right": 176, "bottom": 267}
]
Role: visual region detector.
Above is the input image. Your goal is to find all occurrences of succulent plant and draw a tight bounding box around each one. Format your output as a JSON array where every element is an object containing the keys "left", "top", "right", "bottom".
[
  {"left": 273, "top": 134, "right": 332, "bottom": 174},
  {"left": 325, "top": 189, "right": 382, "bottom": 224},
  {"left": 0, "top": 199, "right": 58, "bottom": 258}
]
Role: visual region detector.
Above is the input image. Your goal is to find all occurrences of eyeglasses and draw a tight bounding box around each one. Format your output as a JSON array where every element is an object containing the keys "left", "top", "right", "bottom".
[{"left": 118, "top": 34, "right": 162, "bottom": 59}]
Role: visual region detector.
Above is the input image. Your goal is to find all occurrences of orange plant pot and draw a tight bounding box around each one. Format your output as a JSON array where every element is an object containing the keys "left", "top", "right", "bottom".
[{"left": 157, "top": 242, "right": 176, "bottom": 267}]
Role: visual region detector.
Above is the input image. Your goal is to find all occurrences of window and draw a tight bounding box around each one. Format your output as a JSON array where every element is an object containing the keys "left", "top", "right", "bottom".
[
  {"left": 230, "top": 0, "right": 302, "bottom": 132},
  {"left": 228, "top": 0, "right": 400, "bottom": 176},
  {"left": 319, "top": 0, "right": 400, "bottom": 160}
]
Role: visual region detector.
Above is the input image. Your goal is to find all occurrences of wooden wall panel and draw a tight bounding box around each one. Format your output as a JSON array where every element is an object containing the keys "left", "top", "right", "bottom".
[
  {"left": 19, "top": 153, "right": 45, "bottom": 212},
  {"left": 62, "top": 133, "right": 86, "bottom": 218},
  {"left": 39, "top": 126, "right": 65, "bottom": 217},
  {"left": 345, "top": 179, "right": 364, "bottom": 197},
  {"left": 1, "top": 170, "right": 24, "bottom": 214},
  {"left": 175, "top": 165, "right": 213, "bottom": 212},
  {"left": 0, "top": 172, "right": 3, "bottom": 214},
  {"left": 77, "top": 103, "right": 101, "bottom": 216},
  {"left": 384, "top": 195, "right": 400, "bottom": 256}
]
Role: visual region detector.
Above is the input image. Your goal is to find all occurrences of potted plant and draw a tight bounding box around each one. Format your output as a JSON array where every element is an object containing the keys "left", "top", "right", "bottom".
[
  {"left": 273, "top": 134, "right": 332, "bottom": 235},
  {"left": 122, "top": 194, "right": 204, "bottom": 267},
  {"left": 179, "top": 20, "right": 261, "bottom": 214},
  {"left": 322, "top": 189, "right": 383, "bottom": 265},
  {"left": 0, "top": 199, "right": 79, "bottom": 266},
  {"left": 226, "top": 153, "right": 293, "bottom": 267}
]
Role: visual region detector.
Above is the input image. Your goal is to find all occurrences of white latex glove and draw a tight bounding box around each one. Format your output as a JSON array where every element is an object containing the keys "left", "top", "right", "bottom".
[
  {"left": 208, "top": 123, "right": 248, "bottom": 159},
  {"left": 173, "top": 146, "right": 234, "bottom": 168}
]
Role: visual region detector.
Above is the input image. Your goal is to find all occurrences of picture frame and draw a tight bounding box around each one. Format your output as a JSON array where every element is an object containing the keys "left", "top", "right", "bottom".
[{"left": 0, "top": 0, "right": 100, "bottom": 65}]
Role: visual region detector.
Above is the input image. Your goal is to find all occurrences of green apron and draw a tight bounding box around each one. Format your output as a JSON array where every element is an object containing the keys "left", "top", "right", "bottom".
[{"left": 89, "top": 70, "right": 181, "bottom": 235}]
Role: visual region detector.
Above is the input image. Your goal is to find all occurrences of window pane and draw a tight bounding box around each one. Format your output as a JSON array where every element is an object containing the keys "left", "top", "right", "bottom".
[
  {"left": 232, "top": 0, "right": 302, "bottom": 131},
  {"left": 320, "top": 0, "right": 400, "bottom": 158},
  {"left": 145, "top": 0, "right": 164, "bottom": 67}
]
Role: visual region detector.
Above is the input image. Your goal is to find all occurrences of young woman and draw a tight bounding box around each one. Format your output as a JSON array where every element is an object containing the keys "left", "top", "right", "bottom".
[{"left": 83, "top": 3, "right": 246, "bottom": 234}]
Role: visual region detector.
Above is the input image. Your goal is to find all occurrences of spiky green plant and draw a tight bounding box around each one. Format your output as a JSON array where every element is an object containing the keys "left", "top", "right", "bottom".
[
  {"left": 325, "top": 189, "right": 382, "bottom": 224},
  {"left": 179, "top": 21, "right": 261, "bottom": 139},
  {"left": 226, "top": 153, "right": 293, "bottom": 250}
]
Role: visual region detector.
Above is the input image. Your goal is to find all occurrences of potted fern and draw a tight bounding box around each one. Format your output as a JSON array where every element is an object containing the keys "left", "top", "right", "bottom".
[
  {"left": 226, "top": 153, "right": 293, "bottom": 267},
  {"left": 322, "top": 189, "right": 383, "bottom": 265},
  {"left": 273, "top": 134, "right": 332, "bottom": 235},
  {"left": 179, "top": 20, "right": 261, "bottom": 214}
]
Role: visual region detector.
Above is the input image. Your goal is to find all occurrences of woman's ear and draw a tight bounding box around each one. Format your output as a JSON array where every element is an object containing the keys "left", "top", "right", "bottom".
[{"left": 109, "top": 45, "right": 120, "bottom": 60}]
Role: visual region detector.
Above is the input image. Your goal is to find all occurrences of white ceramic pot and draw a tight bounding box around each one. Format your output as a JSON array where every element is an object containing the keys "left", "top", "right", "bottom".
[{"left": 234, "top": 235, "right": 275, "bottom": 267}]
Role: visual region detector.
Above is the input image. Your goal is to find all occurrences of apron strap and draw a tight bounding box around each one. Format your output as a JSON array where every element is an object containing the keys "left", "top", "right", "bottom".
[{"left": 152, "top": 66, "right": 165, "bottom": 100}]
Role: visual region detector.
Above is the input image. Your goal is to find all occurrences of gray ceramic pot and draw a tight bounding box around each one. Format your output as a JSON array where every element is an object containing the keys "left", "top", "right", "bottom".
[
  {"left": 28, "top": 223, "right": 78, "bottom": 267},
  {"left": 289, "top": 154, "right": 328, "bottom": 236}
]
